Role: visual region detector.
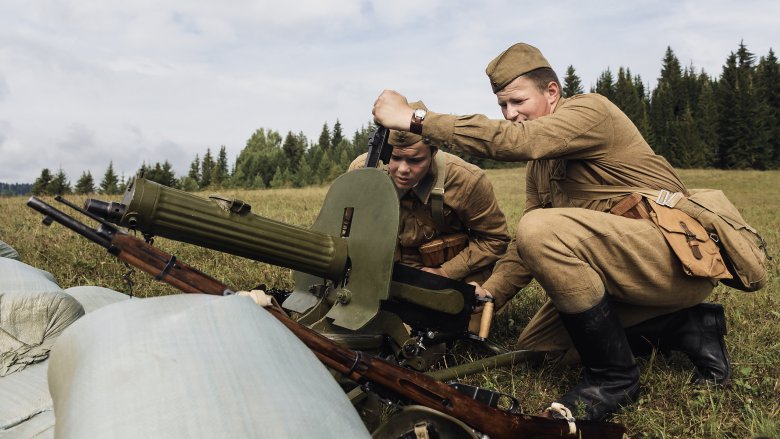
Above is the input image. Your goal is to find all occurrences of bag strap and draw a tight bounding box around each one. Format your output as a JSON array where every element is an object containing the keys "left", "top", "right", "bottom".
[
  {"left": 557, "top": 182, "right": 684, "bottom": 207},
  {"left": 430, "top": 153, "right": 447, "bottom": 228}
]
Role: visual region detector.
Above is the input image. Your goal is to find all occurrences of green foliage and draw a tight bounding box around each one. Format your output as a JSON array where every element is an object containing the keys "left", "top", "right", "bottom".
[
  {"left": 594, "top": 68, "right": 616, "bottom": 101},
  {"left": 212, "top": 146, "right": 230, "bottom": 187},
  {"left": 141, "top": 160, "right": 177, "bottom": 188},
  {"left": 0, "top": 182, "right": 31, "bottom": 196},
  {"left": 188, "top": 154, "right": 201, "bottom": 183},
  {"left": 200, "top": 148, "right": 215, "bottom": 188},
  {"left": 282, "top": 131, "right": 305, "bottom": 170},
  {"left": 74, "top": 171, "right": 95, "bottom": 194},
  {"left": 99, "top": 162, "right": 120, "bottom": 195},
  {"left": 48, "top": 168, "right": 71, "bottom": 195},
  {"left": 755, "top": 49, "right": 780, "bottom": 168},
  {"left": 31, "top": 168, "right": 53, "bottom": 195},
  {"left": 318, "top": 122, "right": 331, "bottom": 150},
  {"left": 562, "top": 65, "right": 583, "bottom": 98}
]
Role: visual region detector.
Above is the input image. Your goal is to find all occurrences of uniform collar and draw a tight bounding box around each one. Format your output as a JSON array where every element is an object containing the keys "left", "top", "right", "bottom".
[{"left": 551, "top": 96, "right": 567, "bottom": 114}]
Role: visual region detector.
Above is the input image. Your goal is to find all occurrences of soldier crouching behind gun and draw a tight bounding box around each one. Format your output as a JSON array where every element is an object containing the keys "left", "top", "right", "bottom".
[
  {"left": 348, "top": 103, "right": 511, "bottom": 332},
  {"left": 371, "top": 44, "right": 730, "bottom": 422}
]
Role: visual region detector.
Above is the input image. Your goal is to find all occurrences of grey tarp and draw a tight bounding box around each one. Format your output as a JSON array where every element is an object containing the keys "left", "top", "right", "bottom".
[
  {"left": 0, "top": 285, "right": 128, "bottom": 438},
  {"left": 0, "top": 241, "right": 19, "bottom": 261},
  {"left": 48, "top": 293, "right": 371, "bottom": 438},
  {"left": 0, "top": 258, "right": 84, "bottom": 376}
]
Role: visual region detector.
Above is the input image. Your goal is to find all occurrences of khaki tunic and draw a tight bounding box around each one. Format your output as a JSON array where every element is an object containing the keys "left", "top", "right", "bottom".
[
  {"left": 422, "top": 93, "right": 715, "bottom": 359},
  {"left": 348, "top": 151, "right": 510, "bottom": 281}
]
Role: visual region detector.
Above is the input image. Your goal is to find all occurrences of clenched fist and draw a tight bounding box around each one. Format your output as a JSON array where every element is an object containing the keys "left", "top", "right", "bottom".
[{"left": 372, "top": 90, "right": 415, "bottom": 131}]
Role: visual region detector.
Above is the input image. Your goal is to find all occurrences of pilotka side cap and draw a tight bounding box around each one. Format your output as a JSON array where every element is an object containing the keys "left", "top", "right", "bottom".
[{"left": 486, "top": 43, "right": 551, "bottom": 93}]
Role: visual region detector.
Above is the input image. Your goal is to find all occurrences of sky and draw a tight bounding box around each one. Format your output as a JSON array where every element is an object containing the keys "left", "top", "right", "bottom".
[{"left": 1, "top": 0, "right": 778, "bottom": 184}]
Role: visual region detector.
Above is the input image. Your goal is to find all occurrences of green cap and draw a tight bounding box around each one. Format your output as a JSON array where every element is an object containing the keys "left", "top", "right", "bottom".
[
  {"left": 388, "top": 101, "right": 436, "bottom": 148},
  {"left": 485, "top": 43, "right": 551, "bottom": 93}
]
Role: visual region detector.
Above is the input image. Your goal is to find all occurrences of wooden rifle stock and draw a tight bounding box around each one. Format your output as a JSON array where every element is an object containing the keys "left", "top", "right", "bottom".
[{"left": 27, "top": 196, "right": 627, "bottom": 439}]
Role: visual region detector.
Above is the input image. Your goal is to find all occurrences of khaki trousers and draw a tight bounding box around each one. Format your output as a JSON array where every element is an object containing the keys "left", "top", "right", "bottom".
[{"left": 513, "top": 208, "right": 715, "bottom": 363}]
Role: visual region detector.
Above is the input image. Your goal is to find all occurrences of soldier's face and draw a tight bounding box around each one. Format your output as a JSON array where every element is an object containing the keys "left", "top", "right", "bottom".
[
  {"left": 496, "top": 76, "right": 558, "bottom": 122},
  {"left": 388, "top": 142, "right": 434, "bottom": 190}
]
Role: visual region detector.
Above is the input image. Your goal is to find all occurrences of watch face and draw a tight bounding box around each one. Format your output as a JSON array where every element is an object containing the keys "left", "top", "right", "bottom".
[{"left": 413, "top": 108, "right": 427, "bottom": 120}]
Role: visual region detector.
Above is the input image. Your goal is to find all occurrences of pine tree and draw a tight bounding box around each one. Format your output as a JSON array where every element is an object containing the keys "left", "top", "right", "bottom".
[
  {"left": 719, "top": 42, "right": 765, "bottom": 168},
  {"left": 31, "top": 168, "right": 53, "bottom": 195},
  {"left": 282, "top": 131, "right": 304, "bottom": 170},
  {"left": 715, "top": 52, "right": 739, "bottom": 167},
  {"left": 160, "top": 161, "right": 177, "bottom": 187},
  {"left": 99, "top": 162, "right": 120, "bottom": 195},
  {"left": 47, "top": 168, "right": 71, "bottom": 195},
  {"left": 269, "top": 166, "right": 285, "bottom": 188},
  {"left": 212, "top": 146, "right": 229, "bottom": 187},
  {"left": 614, "top": 68, "right": 647, "bottom": 129},
  {"left": 562, "top": 65, "right": 584, "bottom": 98},
  {"left": 331, "top": 119, "right": 344, "bottom": 147},
  {"left": 200, "top": 148, "right": 214, "bottom": 188},
  {"left": 188, "top": 154, "right": 201, "bottom": 182},
  {"left": 673, "top": 107, "right": 707, "bottom": 168},
  {"left": 695, "top": 79, "right": 719, "bottom": 167},
  {"left": 650, "top": 47, "right": 685, "bottom": 164},
  {"left": 294, "top": 157, "right": 315, "bottom": 188},
  {"left": 74, "top": 171, "right": 95, "bottom": 194},
  {"left": 318, "top": 123, "right": 331, "bottom": 150},
  {"left": 756, "top": 49, "right": 780, "bottom": 168},
  {"left": 594, "top": 68, "right": 616, "bottom": 102},
  {"left": 318, "top": 153, "right": 333, "bottom": 182}
]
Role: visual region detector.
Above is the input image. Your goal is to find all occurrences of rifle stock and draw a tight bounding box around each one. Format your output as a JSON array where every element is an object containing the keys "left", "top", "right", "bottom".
[{"left": 26, "top": 196, "right": 626, "bottom": 439}]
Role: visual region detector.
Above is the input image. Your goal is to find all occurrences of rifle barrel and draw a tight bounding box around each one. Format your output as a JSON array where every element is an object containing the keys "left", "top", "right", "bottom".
[{"left": 27, "top": 197, "right": 113, "bottom": 249}]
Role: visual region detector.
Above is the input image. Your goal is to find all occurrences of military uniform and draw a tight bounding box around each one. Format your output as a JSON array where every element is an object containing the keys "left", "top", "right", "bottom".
[
  {"left": 421, "top": 92, "right": 715, "bottom": 359},
  {"left": 348, "top": 151, "right": 510, "bottom": 283}
]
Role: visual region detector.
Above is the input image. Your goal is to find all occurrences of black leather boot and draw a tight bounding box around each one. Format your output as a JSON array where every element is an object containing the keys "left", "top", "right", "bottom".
[
  {"left": 624, "top": 303, "right": 730, "bottom": 385},
  {"left": 551, "top": 297, "right": 640, "bottom": 421}
]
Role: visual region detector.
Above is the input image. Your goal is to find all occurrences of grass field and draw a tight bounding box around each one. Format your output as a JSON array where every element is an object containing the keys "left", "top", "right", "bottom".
[{"left": 1, "top": 167, "right": 778, "bottom": 438}]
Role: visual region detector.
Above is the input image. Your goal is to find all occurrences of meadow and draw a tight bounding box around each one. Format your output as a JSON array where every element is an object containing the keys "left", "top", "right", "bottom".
[{"left": 1, "top": 167, "right": 778, "bottom": 438}]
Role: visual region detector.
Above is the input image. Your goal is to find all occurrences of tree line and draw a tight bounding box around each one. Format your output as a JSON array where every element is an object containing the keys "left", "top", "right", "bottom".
[
  {"left": 563, "top": 42, "right": 779, "bottom": 169},
  {"left": 18, "top": 41, "right": 779, "bottom": 197}
]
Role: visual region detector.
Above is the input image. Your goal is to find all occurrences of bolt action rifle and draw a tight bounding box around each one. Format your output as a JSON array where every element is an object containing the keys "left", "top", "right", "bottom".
[{"left": 26, "top": 195, "right": 627, "bottom": 439}]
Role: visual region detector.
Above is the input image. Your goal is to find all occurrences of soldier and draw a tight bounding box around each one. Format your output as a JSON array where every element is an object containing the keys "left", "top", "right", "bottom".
[
  {"left": 349, "top": 102, "right": 510, "bottom": 287},
  {"left": 371, "top": 43, "right": 729, "bottom": 421}
]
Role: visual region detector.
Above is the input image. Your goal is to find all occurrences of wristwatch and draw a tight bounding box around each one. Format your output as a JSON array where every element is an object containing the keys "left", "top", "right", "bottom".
[{"left": 410, "top": 108, "right": 427, "bottom": 134}]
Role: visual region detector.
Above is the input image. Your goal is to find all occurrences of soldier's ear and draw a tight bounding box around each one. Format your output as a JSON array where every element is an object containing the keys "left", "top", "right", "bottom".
[{"left": 545, "top": 81, "right": 560, "bottom": 104}]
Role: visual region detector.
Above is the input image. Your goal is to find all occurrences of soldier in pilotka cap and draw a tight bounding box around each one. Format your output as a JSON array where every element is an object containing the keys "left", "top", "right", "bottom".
[
  {"left": 349, "top": 101, "right": 511, "bottom": 319},
  {"left": 371, "top": 43, "right": 730, "bottom": 421}
]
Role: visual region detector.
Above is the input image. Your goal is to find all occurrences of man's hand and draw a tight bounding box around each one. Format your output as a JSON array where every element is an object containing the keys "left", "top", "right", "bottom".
[
  {"left": 421, "top": 266, "right": 449, "bottom": 278},
  {"left": 468, "top": 282, "right": 493, "bottom": 314},
  {"left": 373, "top": 90, "right": 415, "bottom": 131}
]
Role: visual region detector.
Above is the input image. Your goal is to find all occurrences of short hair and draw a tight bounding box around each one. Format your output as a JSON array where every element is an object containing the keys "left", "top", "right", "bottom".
[{"left": 522, "top": 68, "right": 560, "bottom": 92}]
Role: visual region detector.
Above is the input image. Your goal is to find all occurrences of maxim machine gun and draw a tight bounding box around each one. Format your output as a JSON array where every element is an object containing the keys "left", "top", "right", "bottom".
[
  {"left": 27, "top": 127, "right": 628, "bottom": 436},
  {"left": 83, "top": 169, "right": 492, "bottom": 374}
]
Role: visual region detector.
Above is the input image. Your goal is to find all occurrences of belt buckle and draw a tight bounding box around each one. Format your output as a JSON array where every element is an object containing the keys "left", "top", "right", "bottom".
[{"left": 656, "top": 189, "right": 681, "bottom": 208}]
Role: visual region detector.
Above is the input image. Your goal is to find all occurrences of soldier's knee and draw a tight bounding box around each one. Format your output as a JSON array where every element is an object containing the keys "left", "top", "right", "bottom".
[{"left": 516, "top": 209, "right": 564, "bottom": 248}]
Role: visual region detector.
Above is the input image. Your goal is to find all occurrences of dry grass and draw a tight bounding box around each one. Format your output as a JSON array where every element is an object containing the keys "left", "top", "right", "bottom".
[{"left": 1, "top": 168, "right": 778, "bottom": 438}]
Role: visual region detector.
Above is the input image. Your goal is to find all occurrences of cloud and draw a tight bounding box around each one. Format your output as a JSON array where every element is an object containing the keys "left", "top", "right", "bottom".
[
  {"left": 0, "top": 75, "right": 8, "bottom": 101},
  {"left": 1, "top": 0, "right": 778, "bottom": 183}
]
